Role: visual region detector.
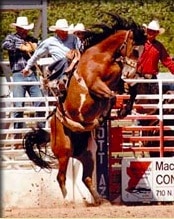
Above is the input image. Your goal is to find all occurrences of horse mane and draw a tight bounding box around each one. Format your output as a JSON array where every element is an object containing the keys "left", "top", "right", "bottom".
[{"left": 83, "top": 13, "right": 146, "bottom": 50}]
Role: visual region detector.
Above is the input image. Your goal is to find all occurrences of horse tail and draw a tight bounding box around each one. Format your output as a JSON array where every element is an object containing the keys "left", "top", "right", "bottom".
[{"left": 23, "top": 128, "right": 51, "bottom": 169}]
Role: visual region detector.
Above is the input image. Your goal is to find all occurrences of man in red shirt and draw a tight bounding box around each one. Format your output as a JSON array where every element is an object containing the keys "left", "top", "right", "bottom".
[
  {"left": 136, "top": 19, "right": 174, "bottom": 97},
  {"left": 120, "top": 19, "right": 174, "bottom": 117},
  {"left": 137, "top": 19, "right": 174, "bottom": 78}
]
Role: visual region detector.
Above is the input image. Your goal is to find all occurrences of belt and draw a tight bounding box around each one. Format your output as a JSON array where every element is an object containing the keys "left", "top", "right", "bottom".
[
  {"left": 137, "top": 72, "right": 157, "bottom": 79},
  {"left": 13, "top": 69, "right": 34, "bottom": 74},
  {"left": 12, "top": 70, "right": 21, "bottom": 73}
]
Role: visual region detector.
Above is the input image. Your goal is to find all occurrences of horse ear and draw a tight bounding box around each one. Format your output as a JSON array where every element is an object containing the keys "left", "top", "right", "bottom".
[
  {"left": 128, "top": 30, "right": 134, "bottom": 41},
  {"left": 133, "top": 28, "right": 147, "bottom": 45}
]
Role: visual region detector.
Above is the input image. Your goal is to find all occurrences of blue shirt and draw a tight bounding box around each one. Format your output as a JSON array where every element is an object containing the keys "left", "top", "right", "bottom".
[
  {"left": 25, "top": 34, "right": 81, "bottom": 71},
  {"left": 1, "top": 33, "right": 38, "bottom": 73}
]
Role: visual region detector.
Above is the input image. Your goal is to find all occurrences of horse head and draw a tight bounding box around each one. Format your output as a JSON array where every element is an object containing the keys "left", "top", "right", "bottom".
[
  {"left": 117, "top": 23, "right": 146, "bottom": 84},
  {"left": 77, "top": 19, "right": 146, "bottom": 100},
  {"left": 91, "top": 13, "right": 147, "bottom": 86}
]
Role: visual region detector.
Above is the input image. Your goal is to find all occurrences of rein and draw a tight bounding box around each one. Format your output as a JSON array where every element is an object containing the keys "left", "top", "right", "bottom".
[{"left": 118, "top": 30, "right": 131, "bottom": 56}]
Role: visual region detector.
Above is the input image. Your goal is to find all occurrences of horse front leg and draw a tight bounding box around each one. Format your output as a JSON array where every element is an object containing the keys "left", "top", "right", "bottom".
[{"left": 118, "top": 83, "right": 138, "bottom": 118}]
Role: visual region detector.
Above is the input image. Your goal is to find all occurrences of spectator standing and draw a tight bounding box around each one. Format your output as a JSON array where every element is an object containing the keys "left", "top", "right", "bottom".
[
  {"left": 1, "top": 16, "right": 45, "bottom": 145},
  {"left": 137, "top": 19, "right": 174, "bottom": 80},
  {"left": 73, "top": 23, "right": 89, "bottom": 53},
  {"left": 122, "top": 19, "right": 174, "bottom": 116}
]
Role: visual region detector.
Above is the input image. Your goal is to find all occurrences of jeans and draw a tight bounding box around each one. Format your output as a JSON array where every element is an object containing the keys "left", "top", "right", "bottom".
[
  {"left": 163, "top": 83, "right": 174, "bottom": 93},
  {"left": 13, "top": 71, "right": 45, "bottom": 129}
]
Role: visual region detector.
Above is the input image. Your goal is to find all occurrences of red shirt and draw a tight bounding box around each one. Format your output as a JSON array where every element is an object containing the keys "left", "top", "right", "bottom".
[{"left": 137, "top": 39, "right": 174, "bottom": 75}]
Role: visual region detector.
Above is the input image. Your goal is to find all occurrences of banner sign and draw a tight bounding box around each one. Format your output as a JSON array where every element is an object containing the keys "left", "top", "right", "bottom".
[
  {"left": 95, "top": 121, "right": 109, "bottom": 199},
  {"left": 122, "top": 157, "right": 174, "bottom": 202}
]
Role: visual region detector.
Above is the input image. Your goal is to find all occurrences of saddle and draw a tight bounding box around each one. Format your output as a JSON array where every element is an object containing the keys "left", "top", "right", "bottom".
[{"left": 45, "top": 50, "right": 81, "bottom": 102}]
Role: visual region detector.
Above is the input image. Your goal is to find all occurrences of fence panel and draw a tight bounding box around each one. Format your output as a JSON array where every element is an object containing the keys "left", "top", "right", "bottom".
[{"left": 107, "top": 76, "right": 174, "bottom": 202}]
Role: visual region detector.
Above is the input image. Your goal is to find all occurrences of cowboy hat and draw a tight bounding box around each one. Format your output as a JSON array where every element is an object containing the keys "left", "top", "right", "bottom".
[
  {"left": 10, "top": 16, "right": 34, "bottom": 30},
  {"left": 143, "top": 20, "right": 165, "bottom": 34},
  {"left": 68, "top": 24, "right": 75, "bottom": 34},
  {"left": 49, "top": 19, "right": 72, "bottom": 32},
  {"left": 73, "top": 23, "right": 86, "bottom": 32}
]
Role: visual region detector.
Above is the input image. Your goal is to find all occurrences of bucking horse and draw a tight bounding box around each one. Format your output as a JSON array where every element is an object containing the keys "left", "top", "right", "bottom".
[{"left": 23, "top": 13, "right": 147, "bottom": 205}]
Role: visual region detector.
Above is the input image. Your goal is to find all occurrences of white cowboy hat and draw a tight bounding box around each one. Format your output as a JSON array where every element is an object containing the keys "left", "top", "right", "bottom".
[
  {"left": 68, "top": 24, "right": 75, "bottom": 34},
  {"left": 143, "top": 20, "right": 165, "bottom": 34},
  {"left": 49, "top": 19, "right": 72, "bottom": 32},
  {"left": 10, "top": 16, "right": 34, "bottom": 30},
  {"left": 73, "top": 23, "right": 86, "bottom": 32}
]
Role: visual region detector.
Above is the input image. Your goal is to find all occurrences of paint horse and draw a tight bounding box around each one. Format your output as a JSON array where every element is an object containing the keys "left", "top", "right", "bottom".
[{"left": 23, "top": 14, "right": 147, "bottom": 205}]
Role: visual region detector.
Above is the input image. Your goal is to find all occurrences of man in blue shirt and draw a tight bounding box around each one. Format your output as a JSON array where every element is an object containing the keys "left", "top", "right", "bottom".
[
  {"left": 23, "top": 19, "right": 81, "bottom": 94},
  {"left": 2, "top": 16, "right": 45, "bottom": 144}
]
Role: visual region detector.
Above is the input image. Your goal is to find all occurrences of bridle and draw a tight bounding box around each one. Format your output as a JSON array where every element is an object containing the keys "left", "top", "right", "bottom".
[
  {"left": 118, "top": 30, "right": 132, "bottom": 57},
  {"left": 115, "top": 30, "right": 140, "bottom": 82}
]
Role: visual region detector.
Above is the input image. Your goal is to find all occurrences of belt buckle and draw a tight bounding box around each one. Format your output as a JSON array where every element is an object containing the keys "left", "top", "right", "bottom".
[{"left": 144, "top": 74, "right": 152, "bottom": 79}]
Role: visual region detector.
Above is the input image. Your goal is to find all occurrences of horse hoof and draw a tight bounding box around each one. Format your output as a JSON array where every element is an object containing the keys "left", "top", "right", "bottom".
[
  {"left": 100, "top": 198, "right": 112, "bottom": 206},
  {"left": 83, "top": 196, "right": 102, "bottom": 207},
  {"left": 94, "top": 200, "right": 102, "bottom": 206},
  {"left": 117, "top": 109, "right": 127, "bottom": 118},
  {"left": 61, "top": 187, "right": 67, "bottom": 198},
  {"left": 93, "top": 197, "right": 111, "bottom": 206},
  {"left": 118, "top": 106, "right": 132, "bottom": 118}
]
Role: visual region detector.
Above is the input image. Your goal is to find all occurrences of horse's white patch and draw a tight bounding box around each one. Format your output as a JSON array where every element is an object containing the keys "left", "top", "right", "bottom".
[
  {"left": 78, "top": 93, "right": 86, "bottom": 121},
  {"left": 74, "top": 70, "right": 88, "bottom": 90}
]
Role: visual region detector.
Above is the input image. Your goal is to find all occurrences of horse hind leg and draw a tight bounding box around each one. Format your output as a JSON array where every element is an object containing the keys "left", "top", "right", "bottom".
[
  {"left": 56, "top": 152, "right": 71, "bottom": 198},
  {"left": 78, "top": 150, "right": 102, "bottom": 206},
  {"left": 84, "top": 176, "right": 102, "bottom": 206},
  {"left": 50, "top": 115, "right": 71, "bottom": 199}
]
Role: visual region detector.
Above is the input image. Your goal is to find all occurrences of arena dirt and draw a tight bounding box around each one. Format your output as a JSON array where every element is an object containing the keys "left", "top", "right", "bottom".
[{"left": 4, "top": 201, "right": 174, "bottom": 218}]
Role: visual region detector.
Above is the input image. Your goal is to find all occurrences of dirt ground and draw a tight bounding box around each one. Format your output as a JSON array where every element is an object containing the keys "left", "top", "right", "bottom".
[{"left": 3, "top": 201, "right": 174, "bottom": 218}]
